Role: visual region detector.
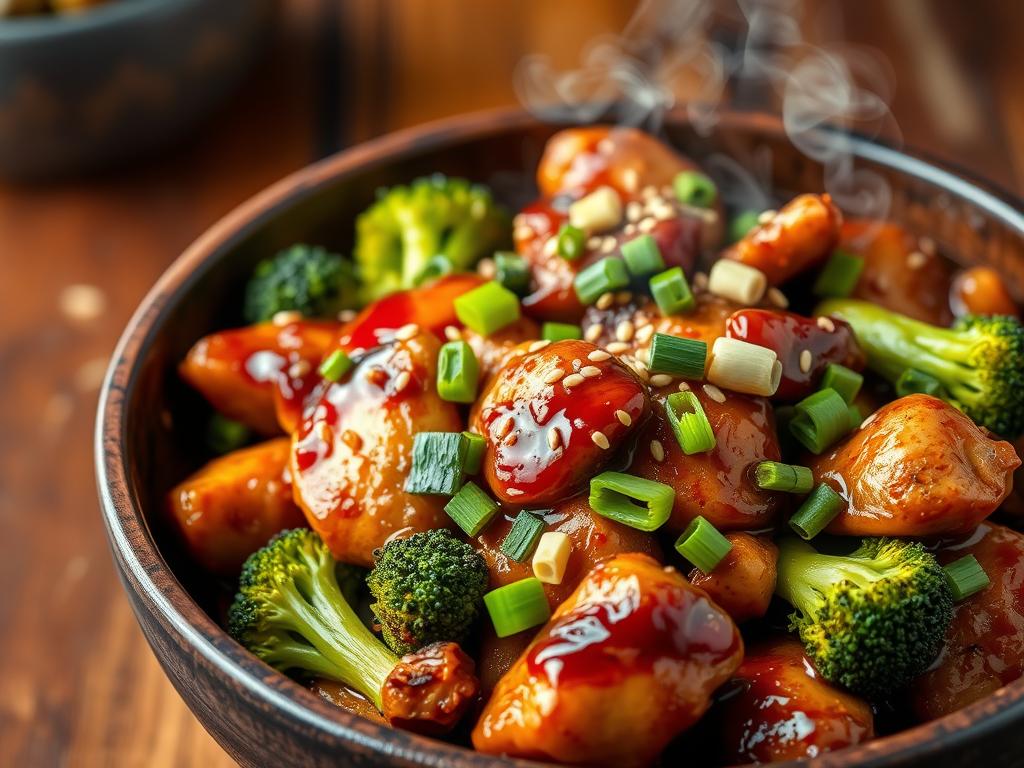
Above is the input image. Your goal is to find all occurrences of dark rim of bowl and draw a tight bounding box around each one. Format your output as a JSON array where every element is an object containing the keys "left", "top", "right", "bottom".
[
  {"left": 0, "top": 0, "right": 203, "bottom": 41},
  {"left": 96, "top": 106, "right": 1024, "bottom": 768}
]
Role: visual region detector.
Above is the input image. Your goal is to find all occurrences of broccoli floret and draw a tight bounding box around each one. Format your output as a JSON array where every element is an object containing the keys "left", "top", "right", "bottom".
[
  {"left": 367, "top": 529, "right": 489, "bottom": 654},
  {"left": 775, "top": 536, "right": 953, "bottom": 698},
  {"left": 354, "top": 174, "right": 511, "bottom": 302},
  {"left": 243, "top": 244, "right": 358, "bottom": 323},
  {"left": 226, "top": 529, "right": 397, "bottom": 709},
  {"left": 818, "top": 298, "right": 1024, "bottom": 437}
]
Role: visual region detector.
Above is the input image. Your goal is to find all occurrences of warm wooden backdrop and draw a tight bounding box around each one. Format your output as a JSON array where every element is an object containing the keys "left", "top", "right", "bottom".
[{"left": 1, "top": 1, "right": 1021, "bottom": 765}]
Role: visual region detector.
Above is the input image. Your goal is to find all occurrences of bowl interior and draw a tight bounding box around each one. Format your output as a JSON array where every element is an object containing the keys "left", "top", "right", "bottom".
[{"left": 109, "top": 109, "right": 1024, "bottom": 766}]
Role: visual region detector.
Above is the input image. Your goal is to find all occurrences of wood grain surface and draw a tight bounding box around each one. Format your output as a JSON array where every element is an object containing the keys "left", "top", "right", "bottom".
[{"left": 1, "top": 1, "right": 1021, "bottom": 766}]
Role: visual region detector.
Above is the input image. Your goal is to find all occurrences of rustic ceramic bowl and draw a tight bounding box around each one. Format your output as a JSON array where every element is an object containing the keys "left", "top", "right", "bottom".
[
  {"left": 96, "top": 108, "right": 1024, "bottom": 767},
  {"left": 0, "top": 0, "right": 272, "bottom": 179}
]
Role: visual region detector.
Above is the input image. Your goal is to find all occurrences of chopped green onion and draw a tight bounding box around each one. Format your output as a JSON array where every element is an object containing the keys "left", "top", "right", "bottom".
[
  {"left": 789, "top": 484, "right": 844, "bottom": 540},
  {"left": 847, "top": 403, "right": 862, "bottom": 430},
  {"left": 557, "top": 223, "right": 586, "bottom": 261},
  {"left": 318, "top": 349, "right": 353, "bottom": 382},
  {"left": 895, "top": 368, "right": 947, "bottom": 398},
  {"left": 495, "top": 251, "right": 531, "bottom": 295},
  {"left": 483, "top": 578, "right": 551, "bottom": 638},
  {"left": 414, "top": 254, "right": 454, "bottom": 286},
  {"left": 406, "top": 432, "right": 468, "bottom": 495},
  {"left": 753, "top": 461, "right": 813, "bottom": 494},
  {"left": 437, "top": 341, "right": 480, "bottom": 403},
  {"left": 206, "top": 414, "right": 250, "bottom": 454},
  {"left": 813, "top": 250, "right": 865, "bottom": 298},
  {"left": 501, "top": 511, "right": 546, "bottom": 562},
  {"left": 454, "top": 281, "right": 521, "bottom": 335},
  {"left": 574, "top": 258, "right": 630, "bottom": 304},
  {"left": 673, "top": 171, "right": 718, "bottom": 208},
  {"left": 621, "top": 234, "right": 665, "bottom": 276},
  {"left": 665, "top": 391, "right": 716, "bottom": 454},
  {"left": 944, "top": 554, "right": 990, "bottom": 601},
  {"left": 589, "top": 471, "right": 675, "bottom": 531},
  {"left": 648, "top": 333, "right": 707, "bottom": 379},
  {"left": 462, "top": 431, "right": 486, "bottom": 475},
  {"left": 728, "top": 210, "right": 760, "bottom": 243},
  {"left": 820, "top": 363, "right": 863, "bottom": 404},
  {"left": 649, "top": 266, "right": 695, "bottom": 315},
  {"left": 675, "top": 516, "right": 732, "bottom": 574},
  {"left": 542, "top": 322, "right": 582, "bottom": 342},
  {"left": 789, "top": 388, "right": 851, "bottom": 454},
  {"left": 444, "top": 480, "right": 499, "bottom": 536}
]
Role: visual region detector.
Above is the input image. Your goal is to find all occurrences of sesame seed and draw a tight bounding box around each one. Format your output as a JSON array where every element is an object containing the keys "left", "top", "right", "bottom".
[
  {"left": 919, "top": 236, "right": 937, "bottom": 256},
  {"left": 907, "top": 251, "right": 927, "bottom": 270},
  {"left": 580, "top": 365, "right": 601, "bottom": 378},
  {"left": 615, "top": 291, "right": 633, "bottom": 305},
  {"left": 543, "top": 237, "right": 558, "bottom": 257},
  {"left": 692, "top": 272, "right": 709, "bottom": 291},
  {"left": 529, "top": 340, "right": 551, "bottom": 353},
  {"left": 636, "top": 348, "right": 651, "bottom": 365},
  {"left": 624, "top": 224, "right": 637, "bottom": 236},
  {"left": 799, "top": 349, "right": 813, "bottom": 373},
  {"left": 652, "top": 203, "right": 676, "bottom": 221},
  {"left": 393, "top": 371, "right": 412, "bottom": 392},
  {"left": 444, "top": 325, "right": 462, "bottom": 341},
  {"left": 650, "top": 373, "right": 673, "bottom": 387},
  {"left": 591, "top": 431, "right": 610, "bottom": 449},
  {"left": 571, "top": 358, "right": 582, "bottom": 368},
  {"left": 507, "top": 488, "right": 525, "bottom": 497},
  {"left": 547, "top": 428, "right": 562, "bottom": 450},
  {"left": 587, "top": 236, "right": 602, "bottom": 250},
  {"left": 641, "top": 185, "right": 658, "bottom": 199},
  {"left": 272, "top": 310, "right": 303, "bottom": 326},
  {"left": 597, "top": 138, "right": 615, "bottom": 155},
  {"left": 758, "top": 209, "right": 777, "bottom": 224},
  {"left": 514, "top": 225, "right": 533, "bottom": 241},
  {"left": 635, "top": 324, "right": 655, "bottom": 344},
  {"left": 395, "top": 323, "right": 420, "bottom": 341},
  {"left": 606, "top": 341, "right": 630, "bottom": 354},
  {"left": 615, "top": 320, "right": 635, "bottom": 342},
  {"left": 637, "top": 217, "right": 656, "bottom": 233},
  {"left": 338, "top": 309, "right": 357, "bottom": 322},
  {"left": 499, "top": 416, "right": 515, "bottom": 438},
  {"left": 703, "top": 383, "right": 726, "bottom": 403},
  {"left": 626, "top": 201, "right": 644, "bottom": 222},
  {"left": 678, "top": 381, "right": 691, "bottom": 392},
  {"left": 544, "top": 368, "right": 564, "bottom": 384},
  {"left": 600, "top": 236, "right": 618, "bottom": 253},
  {"left": 816, "top": 316, "right": 836, "bottom": 332},
  {"left": 505, "top": 432, "right": 519, "bottom": 446},
  {"left": 860, "top": 413, "right": 878, "bottom": 430},
  {"left": 317, "top": 422, "right": 333, "bottom": 443},
  {"left": 767, "top": 287, "right": 789, "bottom": 308},
  {"left": 477, "top": 258, "right": 497, "bottom": 279},
  {"left": 288, "top": 360, "right": 311, "bottom": 379},
  {"left": 596, "top": 292, "right": 615, "bottom": 310},
  {"left": 615, "top": 409, "right": 632, "bottom": 426},
  {"left": 650, "top": 440, "right": 665, "bottom": 462},
  {"left": 588, "top": 349, "right": 611, "bottom": 362},
  {"left": 585, "top": 323, "right": 604, "bottom": 343},
  {"left": 563, "top": 373, "right": 585, "bottom": 388},
  {"left": 621, "top": 168, "right": 640, "bottom": 192}
]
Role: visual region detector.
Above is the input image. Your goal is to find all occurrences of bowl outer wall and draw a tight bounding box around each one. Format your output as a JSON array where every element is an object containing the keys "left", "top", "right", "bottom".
[{"left": 96, "top": 106, "right": 1024, "bottom": 768}]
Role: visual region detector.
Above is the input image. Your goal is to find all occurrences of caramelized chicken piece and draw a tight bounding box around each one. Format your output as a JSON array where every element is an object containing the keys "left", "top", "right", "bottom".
[
  {"left": 334, "top": 273, "right": 484, "bottom": 352},
  {"left": 179, "top": 319, "right": 337, "bottom": 435},
  {"left": 310, "top": 679, "right": 386, "bottom": 724},
  {"left": 716, "top": 638, "right": 874, "bottom": 763},
  {"left": 473, "top": 340, "right": 650, "bottom": 505},
  {"left": 166, "top": 438, "right": 306, "bottom": 576},
  {"left": 459, "top": 316, "right": 541, "bottom": 381},
  {"left": 912, "top": 523, "right": 1024, "bottom": 721},
  {"left": 381, "top": 642, "right": 479, "bottom": 735},
  {"left": 472, "top": 554, "right": 743, "bottom": 767},
  {"left": 812, "top": 394, "right": 1020, "bottom": 537},
  {"left": 290, "top": 330, "right": 461, "bottom": 567},
  {"left": 725, "top": 194, "right": 842, "bottom": 285},
  {"left": 630, "top": 386, "right": 782, "bottom": 532},
  {"left": 843, "top": 220, "right": 954, "bottom": 325},
  {"left": 689, "top": 533, "right": 777, "bottom": 623},
  {"left": 725, "top": 309, "right": 864, "bottom": 401},
  {"left": 950, "top": 266, "right": 1020, "bottom": 318}
]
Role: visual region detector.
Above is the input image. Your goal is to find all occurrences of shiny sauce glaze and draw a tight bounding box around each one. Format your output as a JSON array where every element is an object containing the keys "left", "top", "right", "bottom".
[
  {"left": 473, "top": 339, "right": 649, "bottom": 505},
  {"left": 290, "top": 330, "right": 461, "bottom": 567},
  {"left": 725, "top": 309, "right": 865, "bottom": 401},
  {"left": 688, "top": 533, "right": 778, "bottom": 624}
]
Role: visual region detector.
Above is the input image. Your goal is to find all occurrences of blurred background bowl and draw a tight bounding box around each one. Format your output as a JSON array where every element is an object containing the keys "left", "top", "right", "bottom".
[{"left": 0, "top": 0, "right": 273, "bottom": 180}]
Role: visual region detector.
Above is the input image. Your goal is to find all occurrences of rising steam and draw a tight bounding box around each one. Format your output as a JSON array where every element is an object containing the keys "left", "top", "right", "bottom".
[{"left": 514, "top": 0, "right": 898, "bottom": 220}]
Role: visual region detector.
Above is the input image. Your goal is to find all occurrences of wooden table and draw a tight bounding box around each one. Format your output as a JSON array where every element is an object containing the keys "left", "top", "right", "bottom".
[{"left": 1, "top": 1, "right": 1020, "bottom": 765}]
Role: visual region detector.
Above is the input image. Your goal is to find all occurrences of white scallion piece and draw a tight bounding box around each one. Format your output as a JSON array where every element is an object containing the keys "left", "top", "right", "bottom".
[
  {"left": 707, "top": 259, "right": 768, "bottom": 306},
  {"left": 568, "top": 186, "right": 623, "bottom": 233},
  {"left": 532, "top": 531, "right": 571, "bottom": 584},
  {"left": 707, "top": 336, "right": 782, "bottom": 396}
]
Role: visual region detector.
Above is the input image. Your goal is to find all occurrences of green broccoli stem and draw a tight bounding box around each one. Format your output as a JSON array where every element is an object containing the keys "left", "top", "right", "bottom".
[
  {"left": 276, "top": 562, "right": 397, "bottom": 710},
  {"left": 775, "top": 537, "right": 892, "bottom": 620},
  {"left": 816, "top": 299, "right": 984, "bottom": 403}
]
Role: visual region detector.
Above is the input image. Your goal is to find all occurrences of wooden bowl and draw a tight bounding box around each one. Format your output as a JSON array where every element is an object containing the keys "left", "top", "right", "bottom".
[{"left": 96, "top": 107, "right": 1024, "bottom": 767}]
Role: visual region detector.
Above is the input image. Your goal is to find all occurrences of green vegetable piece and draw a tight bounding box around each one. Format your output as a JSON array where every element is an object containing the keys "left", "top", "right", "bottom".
[
  {"left": 483, "top": 578, "right": 551, "bottom": 637},
  {"left": 673, "top": 170, "right": 717, "bottom": 208},
  {"left": 895, "top": 368, "right": 947, "bottom": 398},
  {"left": 413, "top": 254, "right": 455, "bottom": 286},
  {"left": 405, "top": 432, "right": 468, "bottom": 495},
  {"left": 542, "top": 322, "right": 582, "bottom": 342},
  {"left": 621, "top": 234, "right": 665, "bottom": 275},
  {"left": 674, "top": 515, "right": 732, "bottom": 574},
  {"left": 494, "top": 251, "right": 531, "bottom": 295},
  {"left": 206, "top": 413, "right": 251, "bottom": 454},
  {"left": 318, "top": 349, "right": 353, "bottom": 382},
  {"left": 665, "top": 391, "right": 716, "bottom": 454},
  {"left": 574, "top": 258, "right": 629, "bottom": 304},
  {"left": 462, "top": 431, "right": 486, "bottom": 475},
  {"left": 589, "top": 471, "right": 675, "bottom": 531},
  {"left": 789, "top": 388, "right": 851, "bottom": 454},
  {"left": 437, "top": 341, "right": 480, "bottom": 403},
  {"left": 943, "top": 554, "right": 991, "bottom": 601},
  {"left": 500, "top": 511, "right": 546, "bottom": 562},
  {"left": 648, "top": 333, "right": 707, "bottom": 379},
  {"left": 244, "top": 244, "right": 357, "bottom": 323},
  {"left": 445, "top": 481, "right": 500, "bottom": 536},
  {"left": 788, "top": 484, "right": 844, "bottom": 540},
  {"left": 557, "top": 223, "right": 586, "bottom": 261},
  {"left": 454, "top": 280, "right": 521, "bottom": 335},
  {"left": 753, "top": 461, "right": 813, "bottom": 494},
  {"left": 813, "top": 250, "right": 865, "bottom": 298},
  {"left": 820, "top": 363, "right": 863, "bottom": 404},
  {"left": 728, "top": 210, "right": 761, "bottom": 243},
  {"left": 649, "top": 267, "right": 695, "bottom": 315}
]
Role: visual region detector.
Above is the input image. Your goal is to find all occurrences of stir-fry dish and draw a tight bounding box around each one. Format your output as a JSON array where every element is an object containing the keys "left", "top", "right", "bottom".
[{"left": 168, "top": 126, "right": 1024, "bottom": 765}]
